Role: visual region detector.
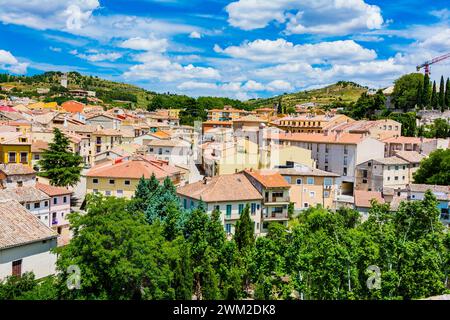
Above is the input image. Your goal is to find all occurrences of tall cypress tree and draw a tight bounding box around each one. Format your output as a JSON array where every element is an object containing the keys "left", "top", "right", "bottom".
[
  {"left": 416, "top": 83, "right": 423, "bottom": 108},
  {"left": 431, "top": 81, "right": 438, "bottom": 109},
  {"left": 422, "top": 74, "right": 431, "bottom": 108},
  {"left": 439, "top": 76, "right": 445, "bottom": 111},
  {"left": 445, "top": 78, "right": 450, "bottom": 110},
  {"left": 234, "top": 204, "right": 254, "bottom": 251},
  {"left": 38, "top": 128, "right": 83, "bottom": 187}
]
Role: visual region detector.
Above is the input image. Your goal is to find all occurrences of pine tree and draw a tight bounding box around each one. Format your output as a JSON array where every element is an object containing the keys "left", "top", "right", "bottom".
[
  {"left": 234, "top": 204, "right": 254, "bottom": 251},
  {"left": 439, "top": 76, "right": 445, "bottom": 111},
  {"left": 445, "top": 78, "right": 450, "bottom": 110},
  {"left": 422, "top": 74, "right": 431, "bottom": 108},
  {"left": 38, "top": 128, "right": 82, "bottom": 187},
  {"left": 431, "top": 81, "right": 438, "bottom": 109}
]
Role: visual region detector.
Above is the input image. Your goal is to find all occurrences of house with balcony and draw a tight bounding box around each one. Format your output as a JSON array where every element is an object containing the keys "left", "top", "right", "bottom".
[
  {"left": 36, "top": 183, "right": 72, "bottom": 238},
  {"left": 243, "top": 169, "right": 291, "bottom": 233},
  {"left": 176, "top": 173, "right": 263, "bottom": 236},
  {"left": 0, "top": 186, "right": 50, "bottom": 225},
  {"left": 276, "top": 163, "right": 339, "bottom": 211}
]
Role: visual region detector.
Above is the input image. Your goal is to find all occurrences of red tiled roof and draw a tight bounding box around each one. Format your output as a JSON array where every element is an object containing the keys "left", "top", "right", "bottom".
[
  {"left": 36, "top": 182, "right": 72, "bottom": 197},
  {"left": 244, "top": 169, "right": 290, "bottom": 188},
  {"left": 61, "top": 101, "right": 85, "bottom": 113},
  {"left": 354, "top": 190, "right": 385, "bottom": 208},
  {"left": 266, "top": 132, "right": 366, "bottom": 144}
]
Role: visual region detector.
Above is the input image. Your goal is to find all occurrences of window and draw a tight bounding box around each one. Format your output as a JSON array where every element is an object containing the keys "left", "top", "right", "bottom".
[
  {"left": 344, "top": 146, "right": 348, "bottom": 155},
  {"left": 96, "top": 146, "right": 101, "bottom": 153},
  {"left": 190, "top": 200, "right": 194, "bottom": 209},
  {"left": 394, "top": 176, "right": 398, "bottom": 181},
  {"left": 324, "top": 166, "right": 328, "bottom": 172},
  {"left": 8, "top": 152, "right": 16, "bottom": 163},
  {"left": 343, "top": 156, "right": 348, "bottom": 166},
  {"left": 109, "top": 179, "right": 115, "bottom": 185},
  {"left": 325, "top": 144, "right": 329, "bottom": 153},
  {"left": 284, "top": 176, "right": 291, "bottom": 184},
  {"left": 183, "top": 198, "right": 187, "bottom": 209},
  {"left": 307, "top": 177, "right": 314, "bottom": 185},
  {"left": 93, "top": 189, "right": 98, "bottom": 194},
  {"left": 303, "top": 202, "right": 309, "bottom": 208},
  {"left": 343, "top": 167, "right": 347, "bottom": 176},
  {"left": 53, "top": 198, "right": 57, "bottom": 205},
  {"left": 324, "top": 191, "right": 330, "bottom": 197},
  {"left": 149, "top": 148, "right": 154, "bottom": 152},
  {"left": 20, "top": 152, "right": 28, "bottom": 163},
  {"left": 117, "top": 190, "right": 123, "bottom": 197},
  {"left": 363, "top": 179, "right": 368, "bottom": 184},
  {"left": 387, "top": 176, "right": 391, "bottom": 181},
  {"left": 402, "top": 176, "right": 405, "bottom": 180},
  {"left": 225, "top": 223, "right": 232, "bottom": 234},
  {"left": 105, "top": 191, "right": 111, "bottom": 196},
  {"left": 296, "top": 178, "right": 302, "bottom": 185},
  {"left": 93, "top": 178, "right": 98, "bottom": 184},
  {"left": 63, "top": 196, "right": 67, "bottom": 203},
  {"left": 12, "top": 260, "right": 22, "bottom": 277},
  {"left": 226, "top": 204, "right": 232, "bottom": 217},
  {"left": 34, "top": 202, "right": 40, "bottom": 209},
  {"left": 324, "top": 178, "right": 333, "bottom": 186},
  {"left": 124, "top": 180, "right": 131, "bottom": 186},
  {"left": 17, "top": 181, "right": 23, "bottom": 187},
  {"left": 325, "top": 155, "right": 329, "bottom": 164},
  {"left": 251, "top": 203, "right": 256, "bottom": 214},
  {"left": 395, "top": 166, "right": 399, "bottom": 170},
  {"left": 214, "top": 205, "right": 220, "bottom": 211},
  {"left": 238, "top": 204, "right": 244, "bottom": 214},
  {"left": 309, "top": 191, "right": 315, "bottom": 198},
  {"left": 44, "top": 201, "right": 48, "bottom": 207},
  {"left": 34, "top": 154, "right": 40, "bottom": 160}
]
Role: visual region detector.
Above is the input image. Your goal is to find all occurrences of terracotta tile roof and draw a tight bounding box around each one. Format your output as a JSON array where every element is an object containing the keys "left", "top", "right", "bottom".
[
  {"left": 382, "top": 136, "right": 432, "bottom": 144},
  {"left": 354, "top": 190, "right": 385, "bottom": 208},
  {"left": 372, "top": 156, "right": 409, "bottom": 165},
  {"left": 31, "top": 140, "right": 49, "bottom": 153},
  {"left": 151, "top": 130, "right": 171, "bottom": 139},
  {"left": 36, "top": 182, "right": 72, "bottom": 197},
  {"left": 0, "top": 186, "right": 49, "bottom": 203},
  {"left": 93, "top": 129, "right": 123, "bottom": 136},
  {"left": 407, "top": 184, "right": 450, "bottom": 194},
  {"left": 266, "top": 132, "right": 366, "bottom": 145},
  {"left": 61, "top": 100, "right": 85, "bottom": 113},
  {"left": 86, "top": 156, "right": 181, "bottom": 179},
  {"left": 0, "top": 199, "right": 57, "bottom": 249},
  {"left": 233, "top": 115, "right": 268, "bottom": 123},
  {"left": 147, "top": 139, "right": 190, "bottom": 147},
  {"left": 277, "top": 165, "right": 339, "bottom": 177},
  {"left": 177, "top": 173, "right": 263, "bottom": 202},
  {"left": 244, "top": 169, "right": 290, "bottom": 188},
  {"left": 203, "top": 121, "right": 233, "bottom": 125},
  {"left": 0, "top": 132, "right": 31, "bottom": 145},
  {"left": 393, "top": 151, "right": 426, "bottom": 164},
  {"left": 0, "top": 163, "right": 35, "bottom": 176}
]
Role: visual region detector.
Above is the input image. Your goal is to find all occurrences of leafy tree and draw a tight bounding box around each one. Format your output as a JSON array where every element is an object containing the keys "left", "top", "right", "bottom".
[
  {"left": 56, "top": 195, "right": 175, "bottom": 300},
  {"left": 422, "top": 118, "right": 450, "bottom": 138},
  {"left": 413, "top": 149, "right": 450, "bottom": 185},
  {"left": 38, "top": 128, "right": 83, "bottom": 187},
  {"left": 392, "top": 73, "right": 423, "bottom": 111}
]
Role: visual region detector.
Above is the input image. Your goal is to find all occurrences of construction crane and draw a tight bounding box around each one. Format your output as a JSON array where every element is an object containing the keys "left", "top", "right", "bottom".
[{"left": 416, "top": 52, "right": 450, "bottom": 75}]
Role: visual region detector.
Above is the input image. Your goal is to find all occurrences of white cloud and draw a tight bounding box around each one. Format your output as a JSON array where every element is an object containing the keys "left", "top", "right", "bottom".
[
  {"left": 70, "top": 49, "right": 122, "bottom": 62},
  {"left": 225, "top": 0, "right": 383, "bottom": 35},
  {"left": 266, "top": 80, "right": 293, "bottom": 92},
  {"left": 49, "top": 46, "right": 62, "bottom": 52},
  {"left": 120, "top": 36, "right": 169, "bottom": 52},
  {"left": 189, "top": 31, "right": 202, "bottom": 39},
  {"left": 215, "top": 38, "right": 376, "bottom": 63},
  {"left": 0, "top": 49, "right": 28, "bottom": 74},
  {"left": 177, "top": 81, "right": 217, "bottom": 90},
  {"left": 124, "top": 52, "right": 220, "bottom": 82},
  {"left": 0, "top": 1, "right": 198, "bottom": 40},
  {"left": 242, "top": 80, "right": 265, "bottom": 91},
  {"left": 0, "top": 0, "right": 99, "bottom": 31}
]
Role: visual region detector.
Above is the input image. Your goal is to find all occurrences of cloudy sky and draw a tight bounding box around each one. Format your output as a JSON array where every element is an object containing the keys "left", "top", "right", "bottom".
[{"left": 0, "top": 0, "right": 449, "bottom": 100}]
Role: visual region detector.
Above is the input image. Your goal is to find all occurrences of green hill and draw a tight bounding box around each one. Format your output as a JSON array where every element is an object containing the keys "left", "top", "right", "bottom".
[{"left": 245, "top": 81, "right": 368, "bottom": 109}]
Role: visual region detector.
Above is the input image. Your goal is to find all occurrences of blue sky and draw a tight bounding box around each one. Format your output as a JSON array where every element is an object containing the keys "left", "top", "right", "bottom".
[{"left": 0, "top": 0, "right": 449, "bottom": 100}]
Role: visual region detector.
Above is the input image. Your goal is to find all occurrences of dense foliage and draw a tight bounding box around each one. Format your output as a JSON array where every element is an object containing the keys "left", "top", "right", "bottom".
[
  {"left": 37, "top": 128, "right": 83, "bottom": 187},
  {"left": 2, "top": 176, "right": 449, "bottom": 300},
  {"left": 413, "top": 149, "right": 450, "bottom": 185}
]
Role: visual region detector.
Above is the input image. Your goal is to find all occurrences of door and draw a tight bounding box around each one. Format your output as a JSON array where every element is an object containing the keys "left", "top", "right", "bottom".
[{"left": 12, "top": 260, "right": 22, "bottom": 277}]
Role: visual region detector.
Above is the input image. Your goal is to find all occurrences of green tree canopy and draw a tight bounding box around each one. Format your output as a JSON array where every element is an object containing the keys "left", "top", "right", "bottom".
[
  {"left": 413, "top": 149, "right": 450, "bottom": 185},
  {"left": 37, "top": 128, "right": 83, "bottom": 187}
]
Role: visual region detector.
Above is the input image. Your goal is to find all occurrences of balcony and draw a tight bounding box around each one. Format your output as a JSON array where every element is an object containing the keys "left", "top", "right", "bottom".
[
  {"left": 264, "top": 196, "right": 290, "bottom": 205},
  {"left": 263, "top": 211, "right": 289, "bottom": 221}
]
